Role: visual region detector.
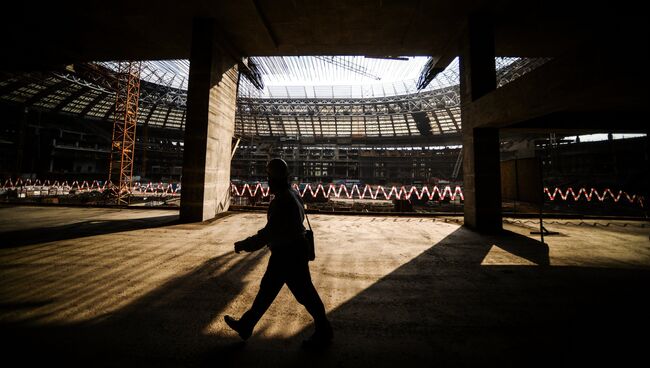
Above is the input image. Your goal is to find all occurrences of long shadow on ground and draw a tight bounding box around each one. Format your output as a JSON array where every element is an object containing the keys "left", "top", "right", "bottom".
[
  {"left": 2, "top": 248, "right": 268, "bottom": 367},
  {"left": 2, "top": 227, "right": 649, "bottom": 367},
  {"left": 0, "top": 214, "right": 179, "bottom": 249},
  {"left": 290, "top": 227, "right": 650, "bottom": 367}
]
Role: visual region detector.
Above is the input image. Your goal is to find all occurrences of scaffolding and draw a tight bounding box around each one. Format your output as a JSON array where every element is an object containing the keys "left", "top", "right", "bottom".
[{"left": 108, "top": 61, "right": 142, "bottom": 205}]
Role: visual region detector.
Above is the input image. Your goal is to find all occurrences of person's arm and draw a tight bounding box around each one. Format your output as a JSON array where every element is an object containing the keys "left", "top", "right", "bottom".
[
  {"left": 233, "top": 192, "right": 302, "bottom": 253},
  {"left": 253, "top": 207, "right": 282, "bottom": 242},
  {"left": 234, "top": 235, "right": 266, "bottom": 253},
  {"left": 234, "top": 198, "right": 282, "bottom": 253}
]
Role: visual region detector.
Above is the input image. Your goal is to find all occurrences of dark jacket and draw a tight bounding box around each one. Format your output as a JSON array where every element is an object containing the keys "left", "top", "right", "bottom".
[{"left": 240, "top": 187, "right": 306, "bottom": 252}]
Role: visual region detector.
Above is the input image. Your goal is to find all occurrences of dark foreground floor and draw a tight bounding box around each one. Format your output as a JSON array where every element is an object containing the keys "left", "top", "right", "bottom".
[{"left": 1, "top": 206, "right": 649, "bottom": 367}]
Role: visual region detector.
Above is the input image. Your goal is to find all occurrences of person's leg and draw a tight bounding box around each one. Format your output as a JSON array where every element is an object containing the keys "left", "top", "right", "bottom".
[
  {"left": 226, "top": 255, "right": 285, "bottom": 339},
  {"left": 286, "top": 259, "right": 332, "bottom": 344}
]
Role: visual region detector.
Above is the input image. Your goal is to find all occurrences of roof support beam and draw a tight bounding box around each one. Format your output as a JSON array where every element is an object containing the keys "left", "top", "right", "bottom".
[
  {"left": 447, "top": 108, "right": 459, "bottom": 132},
  {"left": 103, "top": 99, "right": 117, "bottom": 120},
  {"left": 252, "top": 114, "right": 260, "bottom": 136},
  {"left": 389, "top": 114, "right": 397, "bottom": 136},
  {"left": 162, "top": 105, "right": 174, "bottom": 128},
  {"left": 403, "top": 114, "right": 412, "bottom": 136},
  {"left": 362, "top": 106, "right": 368, "bottom": 136},
  {"left": 295, "top": 116, "right": 301, "bottom": 137},
  {"left": 317, "top": 116, "right": 323, "bottom": 137},
  {"left": 144, "top": 103, "right": 159, "bottom": 126},
  {"left": 266, "top": 116, "right": 273, "bottom": 136},
  {"left": 376, "top": 115, "right": 382, "bottom": 137},
  {"left": 180, "top": 109, "right": 187, "bottom": 130},
  {"left": 431, "top": 111, "right": 443, "bottom": 134},
  {"left": 278, "top": 115, "right": 286, "bottom": 135},
  {"left": 310, "top": 116, "right": 316, "bottom": 137}
]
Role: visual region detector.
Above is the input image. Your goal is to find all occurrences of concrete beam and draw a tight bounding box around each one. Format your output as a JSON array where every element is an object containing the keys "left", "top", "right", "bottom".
[
  {"left": 419, "top": 47, "right": 457, "bottom": 87},
  {"left": 181, "top": 18, "right": 239, "bottom": 223},
  {"left": 505, "top": 111, "right": 647, "bottom": 132},
  {"left": 464, "top": 51, "right": 648, "bottom": 130}
]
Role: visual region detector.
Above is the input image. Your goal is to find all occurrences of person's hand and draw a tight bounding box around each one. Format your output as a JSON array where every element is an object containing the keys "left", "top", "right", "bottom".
[
  {"left": 235, "top": 240, "right": 244, "bottom": 254},
  {"left": 234, "top": 239, "right": 248, "bottom": 254}
]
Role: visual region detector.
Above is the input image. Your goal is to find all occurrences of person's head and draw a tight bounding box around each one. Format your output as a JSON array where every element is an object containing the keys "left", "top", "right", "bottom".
[{"left": 266, "top": 158, "right": 290, "bottom": 193}]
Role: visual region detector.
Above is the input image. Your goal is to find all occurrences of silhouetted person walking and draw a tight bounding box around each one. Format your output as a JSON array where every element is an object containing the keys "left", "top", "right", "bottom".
[{"left": 225, "top": 158, "right": 333, "bottom": 348}]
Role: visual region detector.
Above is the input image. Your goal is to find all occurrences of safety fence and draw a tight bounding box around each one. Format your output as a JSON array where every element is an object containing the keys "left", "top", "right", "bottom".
[
  {"left": 231, "top": 183, "right": 465, "bottom": 201},
  {"left": 0, "top": 179, "right": 180, "bottom": 196},
  {"left": 0, "top": 178, "right": 645, "bottom": 208},
  {"left": 542, "top": 187, "right": 644, "bottom": 208}
]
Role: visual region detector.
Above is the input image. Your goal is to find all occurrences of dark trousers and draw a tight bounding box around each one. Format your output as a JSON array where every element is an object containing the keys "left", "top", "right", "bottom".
[{"left": 241, "top": 249, "right": 329, "bottom": 330}]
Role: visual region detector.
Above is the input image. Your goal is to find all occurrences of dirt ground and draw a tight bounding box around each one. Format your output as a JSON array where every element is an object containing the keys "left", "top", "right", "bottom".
[{"left": 1, "top": 205, "right": 649, "bottom": 367}]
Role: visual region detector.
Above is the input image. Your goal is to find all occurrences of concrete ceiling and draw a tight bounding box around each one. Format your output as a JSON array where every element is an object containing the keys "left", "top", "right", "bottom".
[{"left": 2, "top": 0, "right": 647, "bottom": 69}]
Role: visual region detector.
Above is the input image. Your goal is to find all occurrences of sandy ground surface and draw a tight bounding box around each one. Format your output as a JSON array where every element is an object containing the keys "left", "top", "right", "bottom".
[{"left": 1, "top": 205, "right": 649, "bottom": 367}]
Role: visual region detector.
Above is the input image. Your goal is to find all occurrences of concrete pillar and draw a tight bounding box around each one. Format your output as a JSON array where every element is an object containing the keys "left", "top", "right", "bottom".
[
  {"left": 180, "top": 18, "right": 239, "bottom": 222},
  {"left": 460, "top": 15, "right": 502, "bottom": 231}
]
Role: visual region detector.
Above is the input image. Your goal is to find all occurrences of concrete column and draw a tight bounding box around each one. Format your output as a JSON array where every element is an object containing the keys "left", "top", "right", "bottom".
[
  {"left": 460, "top": 15, "right": 502, "bottom": 231},
  {"left": 181, "top": 18, "right": 239, "bottom": 222}
]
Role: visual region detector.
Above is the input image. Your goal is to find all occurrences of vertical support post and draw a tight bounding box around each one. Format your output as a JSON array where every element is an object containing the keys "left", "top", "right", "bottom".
[
  {"left": 181, "top": 18, "right": 239, "bottom": 222},
  {"left": 460, "top": 14, "right": 502, "bottom": 231},
  {"left": 15, "top": 107, "right": 28, "bottom": 177},
  {"left": 141, "top": 121, "right": 149, "bottom": 179},
  {"left": 538, "top": 158, "right": 545, "bottom": 244}
]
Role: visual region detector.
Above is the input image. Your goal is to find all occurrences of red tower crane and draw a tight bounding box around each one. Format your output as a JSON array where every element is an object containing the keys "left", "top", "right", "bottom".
[{"left": 108, "top": 61, "right": 142, "bottom": 205}]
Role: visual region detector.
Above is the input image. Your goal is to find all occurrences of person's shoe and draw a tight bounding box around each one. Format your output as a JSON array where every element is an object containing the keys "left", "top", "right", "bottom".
[
  {"left": 302, "top": 324, "right": 333, "bottom": 349},
  {"left": 224, "top": 315, "right": 253, "bottom": 341}
]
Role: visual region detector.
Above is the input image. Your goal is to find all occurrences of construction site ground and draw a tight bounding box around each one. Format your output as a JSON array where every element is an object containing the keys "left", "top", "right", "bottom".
[{"left": 1, "top": 205, "right": 649, "bottom": 367}]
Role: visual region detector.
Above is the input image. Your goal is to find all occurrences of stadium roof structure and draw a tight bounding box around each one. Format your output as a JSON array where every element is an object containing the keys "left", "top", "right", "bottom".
[
  {"left": 0, "top": 57, "right": 549, "bottom": 144},
  {"left": 1, "top": 0, "right": 643, "bottom": 137}
]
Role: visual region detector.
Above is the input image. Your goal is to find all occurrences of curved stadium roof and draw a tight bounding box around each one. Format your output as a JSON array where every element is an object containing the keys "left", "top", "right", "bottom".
[{"left": 0, "top": 56, "right": 548, "bottom": 141}]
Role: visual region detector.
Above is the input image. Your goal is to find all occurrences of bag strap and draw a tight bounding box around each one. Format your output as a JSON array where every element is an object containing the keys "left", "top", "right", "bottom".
[
  {"left": 304, "top": 206, "right": 312, "bottom": 231},
  {"left": 290, "top": 189, "right": 312, "bottom": 231}
]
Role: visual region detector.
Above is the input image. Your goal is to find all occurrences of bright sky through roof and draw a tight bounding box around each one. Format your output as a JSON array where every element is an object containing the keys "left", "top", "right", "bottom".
[
  {"left": 253, "top": 56, "right": 431, "bottom": 86},
  {"left": 119, "top": 56, "right": 515, "bottom": 92}
]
